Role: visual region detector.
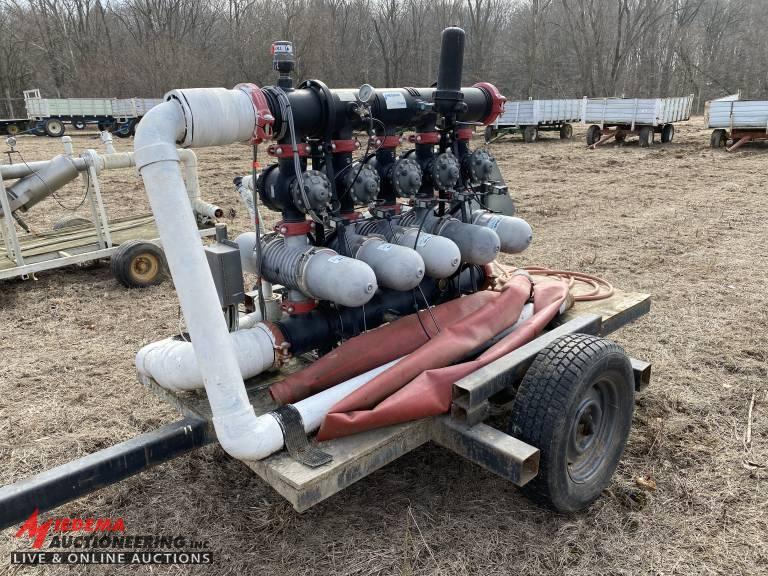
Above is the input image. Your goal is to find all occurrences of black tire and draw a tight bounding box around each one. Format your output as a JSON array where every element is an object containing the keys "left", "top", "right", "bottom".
[
  {"left": 6, "top": 124, "right": 19, "bottom": 136},
  {"left": 523, "top": 125, "right": 539, "bottom": 143},
  {"left": 52, "top": 215, "right": 92, "bottom": 230},
  {"left": 508, "top": 333, "right": 635, "bottom": 512},
  {"left": 33, "top": 123, "right": 46, "bottom": 137},
  {"left": 110, "top": 240, "right": 166, "bottom": 288},
  {"left": 710, "top": 129, "right": 727, "bottom": 149},
  {"left": 44, "top": 118, "right": 66, "bottom": 137},
  {"left": 661, "top": 123, "right": 675, "bottom": 143},
  {"left": 638, "top": 126, "right": 653, "bottom": 147},
  {"left": 484, "top": 125, "right": 496, "bottom": 143},
  {"left": 615, "top": 131, "right": 626, "bottom": 143},
  {"left": 114, "top": 121, "right": 134, "bottom": 138},
  {"left": 72, "top": 119, "right": 86, "bottom": 130},
  {"left": 586, "top": 125, "right": 601, "bottom": 146},
  {"left": 559, "top": 123, "right": 573, "bottom": 139}
]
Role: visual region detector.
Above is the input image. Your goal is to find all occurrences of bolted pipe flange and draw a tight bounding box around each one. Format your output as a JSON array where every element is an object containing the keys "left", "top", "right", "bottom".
[
  {"left": 430, "top": 151, "right": 460, "bottom": 190},
  {"left": 391, "top": 157, "right": 423, "bottom": 197},
  {"left": 464, "top": 148, "right": 496, "bottom": 183},
  {"left": 290, "top": 170, "right": 332, "bottom": 215},
  {"left": 343, "top": 162, "right": 381, "bottom": 204}
]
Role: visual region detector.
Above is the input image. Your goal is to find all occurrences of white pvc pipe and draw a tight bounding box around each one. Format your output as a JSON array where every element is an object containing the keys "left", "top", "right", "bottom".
[
  {"left": 235, "top": 358, "right": 403, "bottom": 461},
  {"left": 135, "top": 324, "right": 277, "bottom": 392},
  {"left": 99, "top": 131, "right": 116, "bottom": 154},
  {"left": 293, "top": 358, "right": 401, "bottom": 433},
  {"left": 134, "top": 90, "right": 287, "bottom": 462}
]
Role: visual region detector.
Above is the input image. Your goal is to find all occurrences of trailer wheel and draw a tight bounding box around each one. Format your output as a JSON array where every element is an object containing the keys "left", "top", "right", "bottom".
[
  {"left": 523, "top": 125, "right": 539, "bottom": 143},
  {"left": 6, "top": 124, "right": 19, "bottom": 136},
  {"left": 52, "top": 215, "right": 92, "bottom": 230},
  {"left": 44, "top": 118, "right": 66, "bottom": 138},
  {"left": 33, "top": 123, "right": 46, "bottom": 137},
  {"left": 484, "top": 126, "right": 497, "bottom": 143},
  {"left": 559, "top": 123, "right": 573, "bottom": 139},
  {"left": 508, "top": 333, "right": 634, "bottom": 512},
  {"left": 615, "top": 131, "right": 626, "bottom": 143},
  {"left": 586, "top": 125, "right": 601, "bottom": 146},
  {"left": 661, "top": 124, "right": 675, "bottom": 143},
  {"left": 110, "top": 240, "right": 166, "bottom": 288},
  {"left": 72, "top": 119, "right": 86, "bottom": 130},
  {"left": 638, "top": 126, "right": 653, "bottom": 147},
  {"left": 710, "top": 129, "right": 728, "bottom": 149}
]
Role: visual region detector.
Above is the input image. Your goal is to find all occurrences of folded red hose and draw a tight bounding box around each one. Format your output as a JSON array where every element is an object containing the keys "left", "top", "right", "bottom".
[
  {"left": 317, "top": 278, "right": 568, "bottom": 440},
  {"left": 270, "top": 290, "right": 500, "bottom": 405}
]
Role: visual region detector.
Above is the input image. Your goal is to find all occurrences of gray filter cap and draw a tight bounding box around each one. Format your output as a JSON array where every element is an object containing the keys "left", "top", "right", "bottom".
[
  {"left": 394, "top": 227, "right": 461, "bottom": 278},
  {"left": 355, "top": 237, "right": 425, "bottom": 290},
  {"left": 436, "top": 218, "right": 500, "bottom": 265},
  {"left": 472, "top": 210, "right": 532, "bottom": 254}
]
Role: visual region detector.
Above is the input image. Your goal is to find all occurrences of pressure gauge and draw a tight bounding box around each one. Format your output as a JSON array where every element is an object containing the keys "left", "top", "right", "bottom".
[
  {"left": 5, "top": 136, "right": 16, "bottom": 149},
  {"left": 358, "top": 84, "right": 375, "bottom": 104}
]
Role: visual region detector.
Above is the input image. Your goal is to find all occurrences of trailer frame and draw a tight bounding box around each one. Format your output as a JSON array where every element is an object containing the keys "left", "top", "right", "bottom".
[
  {"left": 1, "top": 148, "right": 215, "bottom": 282},
  {"left": 0, "top": 280, "right": 650, "bottom": 528}
]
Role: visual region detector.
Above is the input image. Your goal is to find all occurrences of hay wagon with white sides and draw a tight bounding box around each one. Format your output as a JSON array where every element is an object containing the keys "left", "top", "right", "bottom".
[
  {"left": 22, "top": 90, "right": 162, "bottom": 138},
  {"left": 583, "top": 95, "right": 694, "bottom": 148},
  {"left": 707, "top": 97, "right": 768, "bottom": 152},
  {"left": 485, "top": 99, "right": 582, "bottom": 143}
]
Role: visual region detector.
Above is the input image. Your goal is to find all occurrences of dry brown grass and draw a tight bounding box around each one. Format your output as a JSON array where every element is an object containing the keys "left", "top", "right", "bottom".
[{"left": 1, "top": 118, "right": 767, "bottom": 575}]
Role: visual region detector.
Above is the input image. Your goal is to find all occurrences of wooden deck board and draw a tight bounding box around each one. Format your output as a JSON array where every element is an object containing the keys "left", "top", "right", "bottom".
[
  {"left": 0, "top": 214, "right": 157, "bottom": 271},
  {"left": 139, "top": 285, "right": 650, "bottom": 511}
]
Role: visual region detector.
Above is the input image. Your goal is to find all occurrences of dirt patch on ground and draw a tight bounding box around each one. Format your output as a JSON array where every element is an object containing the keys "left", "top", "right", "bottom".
[{"left": 1, "top": 119, "right": 766, "bottom": 575}]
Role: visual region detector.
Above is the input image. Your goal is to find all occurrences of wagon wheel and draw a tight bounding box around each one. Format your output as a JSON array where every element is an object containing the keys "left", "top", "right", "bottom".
[
  {"left": 559, "top": 123, "right": 573, "bottom": 139},
  {"left": 586, "top": 125, "right": 602, "bottom": 146},
  {"left": 98, "top": 120, "right": 117, "bottom": 133},
  {"left": 508, "top": 333, "right": 634, "bottom": 512},
  {"left": 523, "top": 125, "right": 539, "bottom": 143},
  {"left": 33, "top": 123, "right": 47, "bottom": 137},
  {"left": 661, "top": 124, "right": 675, "bottom": 143},
  {"left": 110, "top": 240, "right": 166, "bottom": 288},
  {"left": 6, "top": 124, "right": 20, "bottom": 136},
  {"left": 44, "top": 118, "right": 66, "bottom": 138},
  {"left": 710, "top": 129, "right": 727, "bottom": 149},
  {"left": 72, "top": 119, "right": 87, "bottom": 130},
  {"left": 614, "top": 131, "right": 626, "bottom": 144},
  {"left": 638, "top": 126, "right": 653, "bottom": 147}
]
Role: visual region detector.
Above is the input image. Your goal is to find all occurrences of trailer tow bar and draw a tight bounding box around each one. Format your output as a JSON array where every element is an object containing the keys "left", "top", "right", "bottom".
[{"left": 0, "top": 417, "right": 210, "bottom": 531}]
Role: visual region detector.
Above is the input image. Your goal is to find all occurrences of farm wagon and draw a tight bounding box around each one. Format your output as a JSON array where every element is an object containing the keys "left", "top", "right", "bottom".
[{"left": 583, "top": 95, "right": 694, "bottom": 148}]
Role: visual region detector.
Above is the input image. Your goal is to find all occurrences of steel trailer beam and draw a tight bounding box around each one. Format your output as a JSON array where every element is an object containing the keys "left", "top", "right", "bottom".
[{"left": 0, "top": 417, "right": 210, "bottom": 531}]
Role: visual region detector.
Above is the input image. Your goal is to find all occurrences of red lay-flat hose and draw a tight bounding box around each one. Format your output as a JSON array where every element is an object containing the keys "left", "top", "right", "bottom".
[
  {"left": 317, "top": 277, "right": 570, "bottom": 440},
  {"left": 269, "top": 290, "right": 500, "bottom": 405}
]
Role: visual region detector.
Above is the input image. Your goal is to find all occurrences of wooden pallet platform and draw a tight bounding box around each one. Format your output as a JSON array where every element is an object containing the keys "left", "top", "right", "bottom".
[{"left": 140, "top": 284, "right": 651, "bottom": 511}]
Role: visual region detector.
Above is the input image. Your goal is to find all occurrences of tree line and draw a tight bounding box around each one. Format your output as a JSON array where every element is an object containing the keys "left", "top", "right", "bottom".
[{"left": 0, "top": 0, "right": 765, "bottom": 118}]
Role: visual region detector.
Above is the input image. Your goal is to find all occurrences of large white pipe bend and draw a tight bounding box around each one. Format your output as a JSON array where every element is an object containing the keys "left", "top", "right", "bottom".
[{"left": 134, "top": 92, "right": 277, "bottom": 462}]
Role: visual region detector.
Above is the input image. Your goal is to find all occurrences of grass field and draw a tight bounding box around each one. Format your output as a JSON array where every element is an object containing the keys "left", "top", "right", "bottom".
[{"left": 1, "top": 118, "right": 766, "bottom": 575}]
